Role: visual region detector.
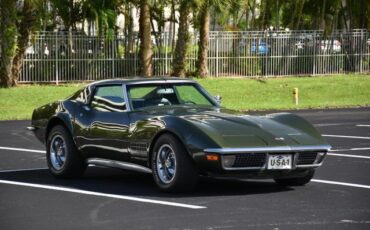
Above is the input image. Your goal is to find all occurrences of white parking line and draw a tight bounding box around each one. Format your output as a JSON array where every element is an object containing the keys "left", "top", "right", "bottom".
[
  {"left": 331, "top": 147, "right": 370, "bottom": 152},
  {"left": 0, "top": 168, "right": 48, "bottom": 173},
  {"left": 356, "top": 124, "right": 370, "bottom": 127},
  {"left": 0, "top": 179, "right": 206, "bottom": 209},
  {"left": 327, "top": 153, "right": 370, "bottom": 159},
  {"left": 322, "top": 134, "right": 370, "bottom": 140},
  {"left": 312, "top": 179, "right": 370, "bottom": 189},
  {"left": 0, "top": 146, "right": 45, "bottom": 154},
  {"left": 313, "top": 123, "right": 344, "bottom": 127}
]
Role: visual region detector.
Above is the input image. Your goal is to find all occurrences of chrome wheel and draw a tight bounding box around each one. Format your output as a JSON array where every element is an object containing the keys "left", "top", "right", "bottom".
[
  {"left": 156, "top": 144, "right": 176, "bottom": 184},
  {"left": 49, "top": 135, "right": 66, "bottom": 170},
  {"left": 151, "top": 134, "right": 198, "bottom": 192}
]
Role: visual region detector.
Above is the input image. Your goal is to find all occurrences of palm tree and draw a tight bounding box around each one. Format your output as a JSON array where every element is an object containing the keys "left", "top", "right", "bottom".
[
  {"left": 172, "top": 0, "right": 192, "bottom": 77},
  {"left": 196, "top": 2, "right": 210, "bottom": 77},
  {"left": 0, "top": 0, "right": 44, "bottom": 87},
  {"left": 196, "top": 0, "right": 234, "bottom": 78},
  {"left": 82, "top": 0, "right": 118, "bottom": 37},
  {"left": 0, "top": 0, "right": 17, "bottom": 87},
  {"left": 11, "top": 0, "right": 46, "bottom": 86},
  {"left": 50, "top": 0, "right": 83, "bottom": 31},
  {"left": 139, "top": 0, "right": 153, "bottom": 77}
]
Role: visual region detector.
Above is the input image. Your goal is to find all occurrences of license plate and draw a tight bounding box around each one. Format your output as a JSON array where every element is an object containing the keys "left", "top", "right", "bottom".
[{"left": 267, "top": 154, "right": 292, "bottom": 170}]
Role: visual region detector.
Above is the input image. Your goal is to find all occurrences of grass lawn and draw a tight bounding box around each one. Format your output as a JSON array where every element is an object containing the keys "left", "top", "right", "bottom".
[{"left": 0, "top": 75, "right": 369, "bottom": 120}]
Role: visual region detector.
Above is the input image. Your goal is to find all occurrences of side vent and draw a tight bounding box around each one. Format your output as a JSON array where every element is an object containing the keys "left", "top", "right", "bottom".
[{"left": 130, "top": 142, "right": 148, "bottom": 156}]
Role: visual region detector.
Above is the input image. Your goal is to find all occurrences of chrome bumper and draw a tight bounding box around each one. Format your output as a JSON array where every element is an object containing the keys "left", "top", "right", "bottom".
[{"left": 204, "top": 145, "right": 330, "bottom": 171}]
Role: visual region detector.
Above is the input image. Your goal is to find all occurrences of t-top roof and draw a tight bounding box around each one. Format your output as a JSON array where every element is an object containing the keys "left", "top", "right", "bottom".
[{"left": 89, "top": 77, "right": 196, "bottom": 87}]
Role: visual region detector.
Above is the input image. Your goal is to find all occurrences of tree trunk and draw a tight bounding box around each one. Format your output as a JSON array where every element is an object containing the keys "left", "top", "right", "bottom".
[
  {"left": 125, "top": 4, "right": 136, "bottom": 76},
  {"left": 0, "top": 0, "right": 18, "bottom": 87},
  {"left": 245, "top": 6, "right": 250, "bottom": 30},
  {"left": 172, "top": 1, "right": 190, "bottom": 77},
  {"left": 260, "top": 0, "right": 267, "bottom": 30},
  {"left": 170, "top": 0, "right": 176, "bottom": 52},
  {"left": 341, "top": 0, "right": 350, "bottom": 30},
  {"left": 11, "top": 0, "right": 38, "bottom": 86},
  {"left": 249, "top": 0, "right": 256, "bottom": 29},
  {"left": 358, "top": 0, "right": 369, "bottom": 29},
  {"left": 289, "top": 0, "right": 306, "bottom": 30},
  {"left": 139, "top": 0, "right": 153, "bottom": 77},
  {"left": 321, "top": 0, "right": 327, "bottom": 31},
  {"left": 197, "top": 6, "right": 210, "bottom": 78}
]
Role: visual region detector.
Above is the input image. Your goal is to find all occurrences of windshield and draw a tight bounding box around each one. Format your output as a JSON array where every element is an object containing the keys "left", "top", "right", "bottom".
[{"left": 127, "top": 83, "right": 216, "bottom": 110}]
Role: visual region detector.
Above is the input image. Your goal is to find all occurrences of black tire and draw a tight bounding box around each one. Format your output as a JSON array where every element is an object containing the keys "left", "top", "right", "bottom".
[
  {"left": 274, "top": 170, "right": 315, "bottom": 186},
  {"left": 151, "top": 134, "right": 198, "bottom": 192},
  {"left": 46, "top": 125, "right": 86, "bottom": 178}
]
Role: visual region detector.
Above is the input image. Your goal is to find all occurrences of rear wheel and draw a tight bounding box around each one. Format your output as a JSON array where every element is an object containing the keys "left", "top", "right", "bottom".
[
  {"left": 151, "top": 134, "right": 198, "bottom": 192},
  {"left": 274, "top": 170, "right": 315, "bottom": 186},
  {"left": 46, "top": 125, "right": 86, "bottom": 178}
]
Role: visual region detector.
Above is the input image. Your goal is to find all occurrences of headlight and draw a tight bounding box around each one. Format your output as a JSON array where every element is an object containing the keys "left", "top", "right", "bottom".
[{"left": 223, "top": 155, "right": 236, "bottom": 168}]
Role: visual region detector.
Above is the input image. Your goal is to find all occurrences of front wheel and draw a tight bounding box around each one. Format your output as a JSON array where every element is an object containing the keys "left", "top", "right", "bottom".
[
  {"left": 46, "top": 125, "right": 86, "bottom": 178},
  {"left": 274, "top": 170, "right": 315, "bottom": 186},
  {"left": 151, "top": 134, "right": 198, "bottom": 192}
]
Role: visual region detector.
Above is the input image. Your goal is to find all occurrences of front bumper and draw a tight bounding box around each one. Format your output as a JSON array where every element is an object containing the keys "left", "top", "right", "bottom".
[{"left": 196, "top": 145, "right": 331, "bottom": 179}]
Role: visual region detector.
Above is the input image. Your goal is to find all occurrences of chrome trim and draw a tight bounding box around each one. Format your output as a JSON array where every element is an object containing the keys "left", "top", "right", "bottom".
[
  {"left": 219, "top": 151, "right": 326, "bottom": 171},
  {"left": 205, "top": 145, "right": 331, "bottom": 154},
  {"left": 80, "top": 144, "right": 129, "bottom": 153},
  {"left": 125, "top": 79, "right": 196, "bottom": 85},
  {"left": 296, "top": 163, "right": 323, "bottom": 169},
  {"left": 87, "top": 158, "right": 152, "bottom": 174},
  {"left": 221, "top": 162, "right": 322, "bottom": 171},
  {"left": 27, "top": 126, "right": 36, "bottom": 131},
  {"left": 222, "top": 166, "right": 264, "bottom": 171},
  {"left": 122, "top": 84, "right": 132, "bottom": 112},
  {"left": 292, "top": 151, "right": 300, "bottom": 168}
]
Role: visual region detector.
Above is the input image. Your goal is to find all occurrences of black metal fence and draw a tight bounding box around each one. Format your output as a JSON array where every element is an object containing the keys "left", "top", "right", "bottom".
[{"left": 20, "top": 29, "right": 370, "bottom": 82}]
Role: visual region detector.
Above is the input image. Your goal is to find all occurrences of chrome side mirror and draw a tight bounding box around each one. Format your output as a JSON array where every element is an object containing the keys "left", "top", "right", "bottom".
[{"left": 214, "top": 95, "right": 222, "bottom": 105}]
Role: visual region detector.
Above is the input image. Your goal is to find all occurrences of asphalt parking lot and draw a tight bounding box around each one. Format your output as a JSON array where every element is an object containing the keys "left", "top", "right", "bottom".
[{"left": 0, "top": 108, "right": 369, "bottom": 230}]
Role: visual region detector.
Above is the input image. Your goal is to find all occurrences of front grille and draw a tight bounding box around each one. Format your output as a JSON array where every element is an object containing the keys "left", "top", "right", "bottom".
[
  {"left": 297, "top": 152, "right": 317, "bottom": 165},
  {"left": 232, "top": 153, "right": 266, "bottom": 168}
]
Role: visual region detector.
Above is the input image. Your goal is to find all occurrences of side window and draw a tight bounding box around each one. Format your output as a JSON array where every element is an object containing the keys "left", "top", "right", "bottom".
[
  {"left": 91, "top": 85, "right": 126, "bottom": 112},
  {"left": 175, "top": 85, "right": 213, "bottom": 106}
]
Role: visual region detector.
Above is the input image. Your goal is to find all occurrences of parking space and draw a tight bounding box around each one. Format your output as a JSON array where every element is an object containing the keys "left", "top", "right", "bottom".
[{"left": 0, "top": 108, "right": 369, "bottom": 230}]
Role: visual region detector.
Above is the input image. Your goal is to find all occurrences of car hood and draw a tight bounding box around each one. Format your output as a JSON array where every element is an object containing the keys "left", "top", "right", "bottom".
[{"left": 140, "top": 105, "right": 326, "bottom": 148}]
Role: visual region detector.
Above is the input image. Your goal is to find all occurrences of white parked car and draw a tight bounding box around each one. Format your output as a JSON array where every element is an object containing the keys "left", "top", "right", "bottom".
[{"left": 319, "top": 40, "right": 341, "bottom": 53}]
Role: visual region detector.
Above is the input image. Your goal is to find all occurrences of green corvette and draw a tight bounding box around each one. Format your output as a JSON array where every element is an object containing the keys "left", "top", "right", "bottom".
[{"left": 31, "top": 78, "right": 331, "bottom": 192}]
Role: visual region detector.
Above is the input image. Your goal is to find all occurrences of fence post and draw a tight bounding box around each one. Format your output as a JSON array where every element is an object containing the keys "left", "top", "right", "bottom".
[
  {"left": 55, "top": 31, "right": 59, "bottom": 85},
  {"left": 112, "top": 38, "right": 115, "bottom": 78},
  {"left": 165, "top": 32, "right": 168, "bottom": 75},
  {"left": 360, "top": 30, "right": 364, "bottom": 73},
  {"left": 135, "top": 38, "right": 138, "bottom": 76},
  {"left": 312, "top": 31, "right": 316, "bottom": 76},
  {"left": 216, "top": 33, "right": 219, "bottom": 77}
]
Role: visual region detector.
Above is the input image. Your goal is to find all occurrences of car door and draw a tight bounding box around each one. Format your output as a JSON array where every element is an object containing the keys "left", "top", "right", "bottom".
[{"left": 75, "top": 84, "right": 130, "bottom": 161}]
